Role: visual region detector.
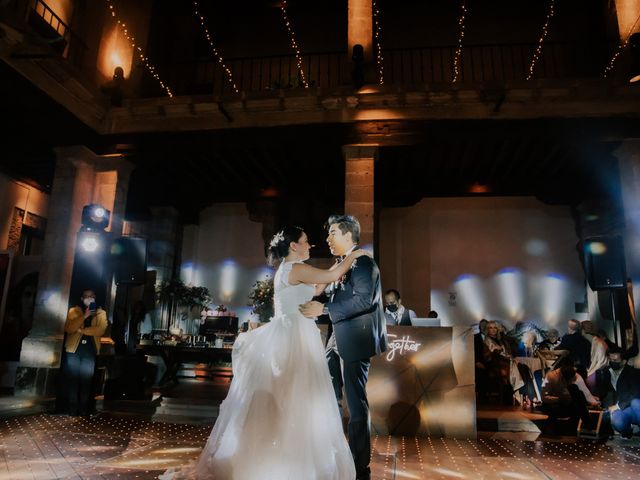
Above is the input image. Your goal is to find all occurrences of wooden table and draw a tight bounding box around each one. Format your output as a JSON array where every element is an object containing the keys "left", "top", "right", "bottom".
[{"left": 136, "top": 344, "right": 233, "bottom": 384}]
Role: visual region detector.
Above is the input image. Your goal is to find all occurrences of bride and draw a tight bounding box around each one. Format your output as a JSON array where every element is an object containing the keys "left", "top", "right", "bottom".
[{"left": 163, "top": 226, "right": 367, "bottom": 479}]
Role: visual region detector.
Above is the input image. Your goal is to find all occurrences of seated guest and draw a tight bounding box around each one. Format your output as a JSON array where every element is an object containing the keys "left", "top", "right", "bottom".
[
  {"left": 541, "top": 356, "right": 599, "bottom": 432},
  {"left": 595, "top": 348, "right": 640, "bottom": 438},
  {"left": 427, "top": 310, "right": 439, "bottom": 318},
  {"left": 538, "top": 329, "right": 561, "bottom": 351},
  {"left": 483, "top": 321, "right": 535, "bottom": 405},
  {"left": 557, "top": 319, "right": 591, "bottom": 379},
  {"left": 474, "top": 319, "right": 489, "bottom": 363},
  {"left": 383, "top": 289, "right": 416, "bottom": 326}
]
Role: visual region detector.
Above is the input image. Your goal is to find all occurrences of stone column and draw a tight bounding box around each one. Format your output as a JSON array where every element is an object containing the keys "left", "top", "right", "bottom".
[
  {"left": 615, "top": 139, "right": 640, "bottom": 366},
  {"left": 348, "top": 0, "right": 373, "bottom": 62},
  {"left": 17, "top": 146, "right": 131, "bottom": 395},
  {"left": 343, "top": 145, "right": 378, "bottom": 249},
  {"left": 347, "top": 0, "right": 376, "bottom": 85}
]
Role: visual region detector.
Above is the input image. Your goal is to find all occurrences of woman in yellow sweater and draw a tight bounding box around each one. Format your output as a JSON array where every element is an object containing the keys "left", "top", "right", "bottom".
[{"left": 60, "top": 289, "right": 108, "bottom": 416}]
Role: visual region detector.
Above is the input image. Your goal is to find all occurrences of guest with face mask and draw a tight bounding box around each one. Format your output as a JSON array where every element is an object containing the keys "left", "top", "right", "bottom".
[
  {"left": 595, "top": 348, "right": 640, "bottom": 438},
  {"left": 56, "top": 289, "right": 108, "bottom": 416},
  {"left": 383, "top": 289, "right": 416, "bottom": 326}
]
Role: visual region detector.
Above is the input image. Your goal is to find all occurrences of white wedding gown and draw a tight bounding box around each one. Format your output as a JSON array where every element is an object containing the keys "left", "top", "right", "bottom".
[{"left": 163, "top": 261, "right": 356, "bottom": 480}]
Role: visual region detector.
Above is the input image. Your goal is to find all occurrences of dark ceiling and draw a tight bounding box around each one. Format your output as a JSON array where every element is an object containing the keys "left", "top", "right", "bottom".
[{"left": 0, "top": 52, "right": 632, "bottom": 224}]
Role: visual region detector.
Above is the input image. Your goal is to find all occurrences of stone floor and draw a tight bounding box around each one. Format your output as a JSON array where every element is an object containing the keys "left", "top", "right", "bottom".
[{"left": 1, "top": 412, "right": 640, "bottom": 479}]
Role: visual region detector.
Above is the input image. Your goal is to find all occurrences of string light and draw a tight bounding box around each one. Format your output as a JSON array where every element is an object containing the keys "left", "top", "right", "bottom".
[
  {"left": 526, "top": 0, "right": 555, "bottom": 81},
  {"left": 452, "top": 1, "right": 466, "bottom": 83},
  {"left": 193, "top": 1, "right": 238, "bottom": 93},
  {"left": 279, "top": 0, "right": 308, "bottom": 88},
  {"left": 105, "top": 0, "right": 173, "bottom": 97},
  {"left": 603, "top": 12, "right": 640, "bottom": 78},
  {"left": 372, "top": 0, "right": 384, "bottom": 85}
]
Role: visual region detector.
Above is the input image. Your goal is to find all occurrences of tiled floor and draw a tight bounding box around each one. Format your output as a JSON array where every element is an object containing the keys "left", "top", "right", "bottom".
[{"left": 0, "top": 413, "right": 640, "bottom": 479}]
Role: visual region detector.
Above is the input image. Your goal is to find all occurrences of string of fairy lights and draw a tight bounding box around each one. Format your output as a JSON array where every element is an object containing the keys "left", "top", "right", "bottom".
[
  {"left": 603, "top": 12, "right": 640, "bottom": 78},
  {"left": 452, "top": 1, "right": 467, "bottom": 83},
  {"left": 193, "top": 1, "right": 238, "bottom": 93},
  {"left": 101, "top": 1, "right": 600, "bottom": 95},
  {"left": 526, "top": 0, "right": 555, "bottom": 81},
  {"left": 372, "top": 0, "right": 384, "bottom": 85},
  {"left": 105, "top": 0, "right": 173, "bottom": 97},
  {"left": 279, "top": 0, "right": 308, "bottom": 88}
]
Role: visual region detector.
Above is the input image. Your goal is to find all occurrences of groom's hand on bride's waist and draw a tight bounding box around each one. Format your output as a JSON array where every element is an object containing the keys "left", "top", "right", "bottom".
[{"left": 299, "top": 301, "right": 324, "bottom": 318}]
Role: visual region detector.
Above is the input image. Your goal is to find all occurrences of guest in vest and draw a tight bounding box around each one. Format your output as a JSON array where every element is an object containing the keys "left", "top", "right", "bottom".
[
  {"left": 58, "top": 289, "right": 108, "bottom": 416},
  {"left": 383, "top": 289, "right": 416, "bottom": 326}
]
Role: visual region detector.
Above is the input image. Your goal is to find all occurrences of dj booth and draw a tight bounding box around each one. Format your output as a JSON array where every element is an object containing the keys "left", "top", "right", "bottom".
[{"left": 319, "top": 325, "right": 477, "bottom": 438}]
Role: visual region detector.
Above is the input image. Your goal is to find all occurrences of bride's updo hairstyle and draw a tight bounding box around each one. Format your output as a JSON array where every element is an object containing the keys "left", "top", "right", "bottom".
[{"left": 267, "top": 226, "right": 304, "bottom": 266}]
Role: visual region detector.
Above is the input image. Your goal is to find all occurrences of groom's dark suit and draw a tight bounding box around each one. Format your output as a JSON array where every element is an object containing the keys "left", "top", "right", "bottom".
[{"left": 326, "top": 254, "right": 388, "bottom": 478}]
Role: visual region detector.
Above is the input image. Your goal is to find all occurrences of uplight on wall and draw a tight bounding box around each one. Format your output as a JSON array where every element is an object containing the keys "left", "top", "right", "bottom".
[{"left": 98, "top": 24, "right": 133, "bottom": 80}]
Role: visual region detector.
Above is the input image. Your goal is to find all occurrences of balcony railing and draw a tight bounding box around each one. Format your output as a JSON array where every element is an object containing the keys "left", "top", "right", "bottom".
[
  {"left": 383, "top": 41, "right": 607, "bottom": 84},
  {"left": 28, "top": 0, "right": 87, "bottom": 70},
  {"left": 167, "top": 40, "right": 609, "bottom": 98},
  {"left": 32, "top": 0, "right": 67, "bottom": 37}
]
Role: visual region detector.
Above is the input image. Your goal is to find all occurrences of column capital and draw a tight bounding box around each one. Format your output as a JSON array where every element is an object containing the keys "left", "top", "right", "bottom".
[
  {"left": 342, "top": 144, "right": 379, "bottom": 160},
  {"left": 53, "top": 145, "right": 102, "bottom": 167}
]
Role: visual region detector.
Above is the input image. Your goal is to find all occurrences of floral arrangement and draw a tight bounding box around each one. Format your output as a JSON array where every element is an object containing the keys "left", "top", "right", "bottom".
[{"left": 248, "top": 277, "right": 274, "bottom": 322}]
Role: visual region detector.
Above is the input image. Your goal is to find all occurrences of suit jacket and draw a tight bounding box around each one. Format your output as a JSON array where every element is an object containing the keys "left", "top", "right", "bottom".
[
  {"left": 64, "top": 306, "right": 108, "bottom": 354},
  {"left": 595, "top": 365, "right": 640, "bottom": 409},
  {"left": 327, "top": 255, "right": 388, "bottom": 362},
  {"left": 558, "top": 332, "right": 591, "bottom": 368}
]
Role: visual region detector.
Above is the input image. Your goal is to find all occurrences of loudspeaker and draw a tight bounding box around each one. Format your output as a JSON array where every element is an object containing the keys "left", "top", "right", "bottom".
[
  {"left": 111, "top": 237, "right": 147, "bottom": 285},
  {"left": 584, "top": 236, "right": 626, "bottom": 290}
]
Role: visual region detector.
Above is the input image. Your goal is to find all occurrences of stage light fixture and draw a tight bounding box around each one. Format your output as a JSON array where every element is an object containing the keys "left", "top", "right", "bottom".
[
  {"left": 81, "top": 204, "right": 110, "bottom": 231},
  {"left": 81, "top": 236, "right": 100, "bottom": 253}
]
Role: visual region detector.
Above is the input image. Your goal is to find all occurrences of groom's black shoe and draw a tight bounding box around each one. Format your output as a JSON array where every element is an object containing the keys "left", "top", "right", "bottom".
[{"left": 356, "top": 467, "right": 371, "bottom": 480}]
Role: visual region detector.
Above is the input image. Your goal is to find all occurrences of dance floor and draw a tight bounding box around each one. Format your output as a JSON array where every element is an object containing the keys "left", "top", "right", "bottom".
[{"left": 0, "top": 413, "right": 639, "bottom": 479}]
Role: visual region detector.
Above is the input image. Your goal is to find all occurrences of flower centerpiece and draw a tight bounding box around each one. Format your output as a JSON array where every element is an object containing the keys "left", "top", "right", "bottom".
[
  {"left": 248, "top": 277, "right": 274, "bottom": 323},
  {"left": 157, "top": 279, "right": 212, "bottom": 334}
]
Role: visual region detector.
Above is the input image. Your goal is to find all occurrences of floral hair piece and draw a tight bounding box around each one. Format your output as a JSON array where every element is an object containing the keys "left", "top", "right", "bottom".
[{"left": 270, "top": 230, "right": 285, "bottom": 247}]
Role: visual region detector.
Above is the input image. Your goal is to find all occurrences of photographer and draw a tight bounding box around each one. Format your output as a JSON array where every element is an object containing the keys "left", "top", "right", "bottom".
[{"left": 58, "top": 289, "right": 108, "bottom": 416}]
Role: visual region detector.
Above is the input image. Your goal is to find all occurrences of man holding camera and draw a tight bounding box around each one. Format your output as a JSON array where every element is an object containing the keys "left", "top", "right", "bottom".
[{"left": 59, "top": 289, "right": 108, "bottom": 416}]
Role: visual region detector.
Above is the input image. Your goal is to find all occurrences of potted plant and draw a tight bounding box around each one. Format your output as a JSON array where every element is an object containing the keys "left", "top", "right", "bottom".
[{"left": 248, "top": 277, "right": 274, "bottom": 323}]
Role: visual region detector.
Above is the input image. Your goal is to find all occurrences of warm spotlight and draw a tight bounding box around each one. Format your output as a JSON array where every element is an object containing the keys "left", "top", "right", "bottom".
[{"left": 469, "top": 182, "right": 491, "bottom": 193}]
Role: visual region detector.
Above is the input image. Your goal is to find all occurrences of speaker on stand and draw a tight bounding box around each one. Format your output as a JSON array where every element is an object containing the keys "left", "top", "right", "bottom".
[
  {"left": 583, "top": 236, "right": 626, "bottom": 346},
  {"left": 105, "top": 237, "right": 151, "bottom": 402}
]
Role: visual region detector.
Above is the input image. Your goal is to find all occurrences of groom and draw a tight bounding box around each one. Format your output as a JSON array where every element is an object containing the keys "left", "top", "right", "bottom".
[{"left": 300, "top": 214, "right": 388, "bottom": 480}]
